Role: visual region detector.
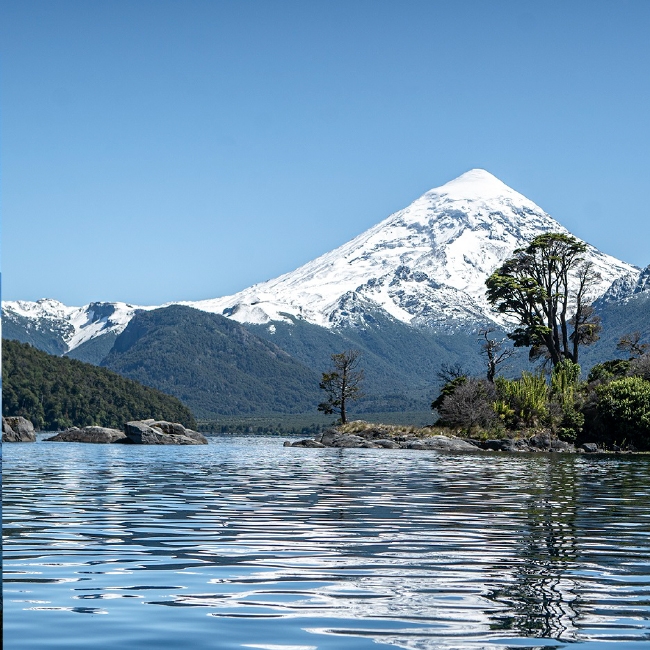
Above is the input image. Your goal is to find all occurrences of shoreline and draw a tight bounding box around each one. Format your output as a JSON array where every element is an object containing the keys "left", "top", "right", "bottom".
[{"left": 284, "top": 421, "right": 648, "bottom": 454}]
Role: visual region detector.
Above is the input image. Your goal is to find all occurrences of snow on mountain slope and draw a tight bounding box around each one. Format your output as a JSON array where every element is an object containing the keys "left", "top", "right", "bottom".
[
  {"left": 2, "top": 299, "right": 154, "bottom": 350},
  {"left": 182, "top": 169, "right": 639, "bottom": 329},
  {"left": 599, "top": 264, "right": 650, "bottom": 303},
  {"left": 3, "top": 169, "right": 640, "bottom": 352}
]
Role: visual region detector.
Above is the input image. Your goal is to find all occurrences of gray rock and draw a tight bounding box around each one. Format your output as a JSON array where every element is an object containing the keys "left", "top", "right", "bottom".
[
  {"left": 143, "top": 420, "right": 208, "bottom": 445},
  {"left": 421, "top": 436, "right": 483, "bottom": 451},
  {"left": 148, "top": 421, "right": 207, "bottom": 444},
  {"left": 528, "top": 433, "right": 553, "bottom": 449},
  {"left": 373, "top": 439, "right": 401, "bottom": 449},
  {"left": 178, "top": 428, "right": 209, "bottom": 444},
  {"left": 580, "top": 442, "right": 599, "bottom": 453},
  {"left": 318, "top": 428, "right": 340, "bottom": 446},
  {"left": 150, "top": 421, "right": 187, "bottom": 436},
  {"left": 356, "top": 427, "right": 391, "bottom": 440},
  {"left": 300, "top": 431, "right": 483, "bottom": 452},
  {"left": 548, "top": 439, "right": 575, "bottom": 452},
  {"left": 124, "top": 420, "right": 207, "bottom": 445},
  {"left": 290, "top": 439, "right": 326, "bottom": 448},
  {"left": 45, "top": 426, "right": 128, "bottom": 444},
  {"left": 2, "top": 416, "right": 36, "bottom": 442},
  {"left": 330, "top": 434, "right": 367, "bottom": 448},
  {"left": 404, "top": 441, "right": 427, "bottom": 449},
  {"left": 528, "top": 433, "right": 574, "bottom": 452},
  {"left": 480, "top": 439, "right": 507, "bottom": 451},
  {"left": 501, "top": 438, "right": 532, "bottom": 452},
  {"left": 397, "top": 436, "right": 418, "bottom": 446},
  {"left": 480, "top": 438, "right": 531, "bottom": 452}
]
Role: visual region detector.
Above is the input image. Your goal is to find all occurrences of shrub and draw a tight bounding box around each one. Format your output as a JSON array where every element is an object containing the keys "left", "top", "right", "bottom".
[
  {"left": 437, "top": 378, "right": 497, "bottom": 430},
  {"left": 551, "top": 360, "right": 581, "bottom": 404},
  {"left": 495, "top": 372, "right": 548, "bottom": 428},
  {"left": 431, "top": 376, "right": 466, "bottom": 412},
  {"left": 556, "top": 406, "right": 585, "bottom": 442},
  {"left": 630, "top": 354, "right": 650, "bottom": 381},
  {"left": 587, "top": 359, "right": 630, "bottom": 384},
  {"left": 550, "top": 360, "right": 583, "bottom": 441},
  {"left": 596, "top": 377, "right": 650, "bottom": 449}
]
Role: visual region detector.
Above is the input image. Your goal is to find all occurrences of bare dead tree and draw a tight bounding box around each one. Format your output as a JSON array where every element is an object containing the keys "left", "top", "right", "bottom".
[
  {"left": 317, "top": 350, "right": 364, "bottom": 424},
  {"left": 479, "top": 328, "right": 516, "bottom": 382},
  {"left": 436, "top": 362, "right": 466, "bottom": 384},
  {"left": 617, "top": 331, "right": 649, "bottom": 361}
]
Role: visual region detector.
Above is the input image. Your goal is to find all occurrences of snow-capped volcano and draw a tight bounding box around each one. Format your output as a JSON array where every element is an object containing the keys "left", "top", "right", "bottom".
[
  {"left": 182, "top": 169, "right": 639, "bottom": 329},
  {"left": 3, "top": 169, "right": 641, "bottom": 353}
]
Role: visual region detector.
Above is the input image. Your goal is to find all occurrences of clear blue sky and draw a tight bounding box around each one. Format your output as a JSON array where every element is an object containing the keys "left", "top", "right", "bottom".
[{"left": 2, "top": 0, "right": 649, "bottom": 306}]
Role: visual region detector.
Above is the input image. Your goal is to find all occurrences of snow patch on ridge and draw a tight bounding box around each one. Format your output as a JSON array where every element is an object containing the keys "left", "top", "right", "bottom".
[{"left": 2, "top": 299, "right": 157, "bottom": 352}]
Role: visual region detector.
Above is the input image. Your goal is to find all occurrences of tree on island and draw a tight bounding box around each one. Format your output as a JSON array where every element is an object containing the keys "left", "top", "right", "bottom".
[
  {"left": 485, "top": 233, "right": 601, "bottom": 367},
  {"left": 317, "top": 350, "right": 364, "bottom": 424}
]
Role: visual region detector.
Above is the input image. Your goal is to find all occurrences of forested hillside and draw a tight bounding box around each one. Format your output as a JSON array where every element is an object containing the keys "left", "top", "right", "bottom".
[
  {"left": 101, "top": 305, "right": 322, "bottom": 417},
  {"left": 2, "top": 339, "right": 196, "bottom": 430},
  {"left": 247, "top": 313, "right": 501, "bottom": 410}
]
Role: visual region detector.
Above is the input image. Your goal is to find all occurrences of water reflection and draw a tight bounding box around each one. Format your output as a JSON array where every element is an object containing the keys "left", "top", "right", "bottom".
[
  {"left": 487, "top": 457, "right": 581, "bottom": 640},
  {"left": 3, "top": 439, "right": 650, "bottom": 650}
]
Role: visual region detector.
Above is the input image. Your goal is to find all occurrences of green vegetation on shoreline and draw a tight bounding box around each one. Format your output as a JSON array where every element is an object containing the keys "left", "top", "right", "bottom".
[{"left": 428, "top": 232, "right": 650, "bottom": 450}]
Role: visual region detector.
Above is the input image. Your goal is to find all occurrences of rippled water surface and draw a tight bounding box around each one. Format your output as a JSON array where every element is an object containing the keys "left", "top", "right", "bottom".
[{"left": 3, "top": 436, "right": 650, "bottom": 649}]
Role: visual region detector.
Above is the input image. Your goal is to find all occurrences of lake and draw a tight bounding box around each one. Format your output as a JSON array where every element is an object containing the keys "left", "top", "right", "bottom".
[{"left": 3, "top": 435, "right": 650, "bottom": 649}]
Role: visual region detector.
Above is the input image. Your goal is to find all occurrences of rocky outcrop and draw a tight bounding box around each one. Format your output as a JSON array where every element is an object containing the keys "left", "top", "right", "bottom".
[
  {"left": 469, "top": 435, "right": 575, "bottom": 452},
  {"left": 124, "top": 420, "right": 208, "bottom": 445},
  {"left": 411, "top": 435, "right": 480, "bottom": 451},
  {"left": 44, "top": 426, "right": 128, "bottom": 444},
  {"left": 285, "top": 425, "right": 591, "bottom": 453},
  {"left": 2, "top": 416, "right": 36, "bottom": 442},
  {"left": 286, "top": 427, "right": 483, "bottom": 451},
  {"left": 1, "top": 417, "right": 207, "bottom": 445}
]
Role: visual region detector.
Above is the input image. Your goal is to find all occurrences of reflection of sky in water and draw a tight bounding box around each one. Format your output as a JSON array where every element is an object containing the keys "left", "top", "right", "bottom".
[{"left": 3, "top": 437, "right": 650, "bottom": 650}]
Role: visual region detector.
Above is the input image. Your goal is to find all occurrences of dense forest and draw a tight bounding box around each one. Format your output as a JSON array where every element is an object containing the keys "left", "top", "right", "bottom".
[
  {"left": 2, "top": 339, "right": 196, "bottom": 430},
  {"left": 101, "top": 305, "right": 323, "bottom": 417}
]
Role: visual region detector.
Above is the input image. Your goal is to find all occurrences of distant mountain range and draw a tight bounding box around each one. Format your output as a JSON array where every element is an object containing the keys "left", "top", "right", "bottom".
[{"left": 4, "top": 170, "right": 649, "bottom": 418}]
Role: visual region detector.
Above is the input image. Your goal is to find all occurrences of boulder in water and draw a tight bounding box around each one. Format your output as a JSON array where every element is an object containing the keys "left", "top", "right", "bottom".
[
  {"left": 45, "top": 426, "right": 128, "bottom": 444},
  {"left": 2, "top": 416, "right": 36, "bottom": 442},
  {"left": 124, "top": 420, "right": 208, "bottom": 445}
]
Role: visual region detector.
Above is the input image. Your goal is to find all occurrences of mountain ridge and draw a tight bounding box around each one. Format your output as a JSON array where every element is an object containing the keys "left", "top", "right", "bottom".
[
  {"left": 3, "top": 169, "right": 644, "bottom": 355},
  {"left": 183, "top": 168, "right": 638, "bottom": 329}
]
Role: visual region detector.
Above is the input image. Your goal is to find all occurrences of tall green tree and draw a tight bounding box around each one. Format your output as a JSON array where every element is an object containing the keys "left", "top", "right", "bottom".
[
  {"left": 317, "top": 350, "right": 364, "bottom": 424},
  {"left": 485, "top": 233, "right": 601, "bottom": 366}
]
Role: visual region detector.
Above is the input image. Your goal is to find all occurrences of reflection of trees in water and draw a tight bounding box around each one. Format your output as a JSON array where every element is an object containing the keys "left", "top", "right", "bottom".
[{"left": 488, "top": 457, "right": 581, "bottom": 640}]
